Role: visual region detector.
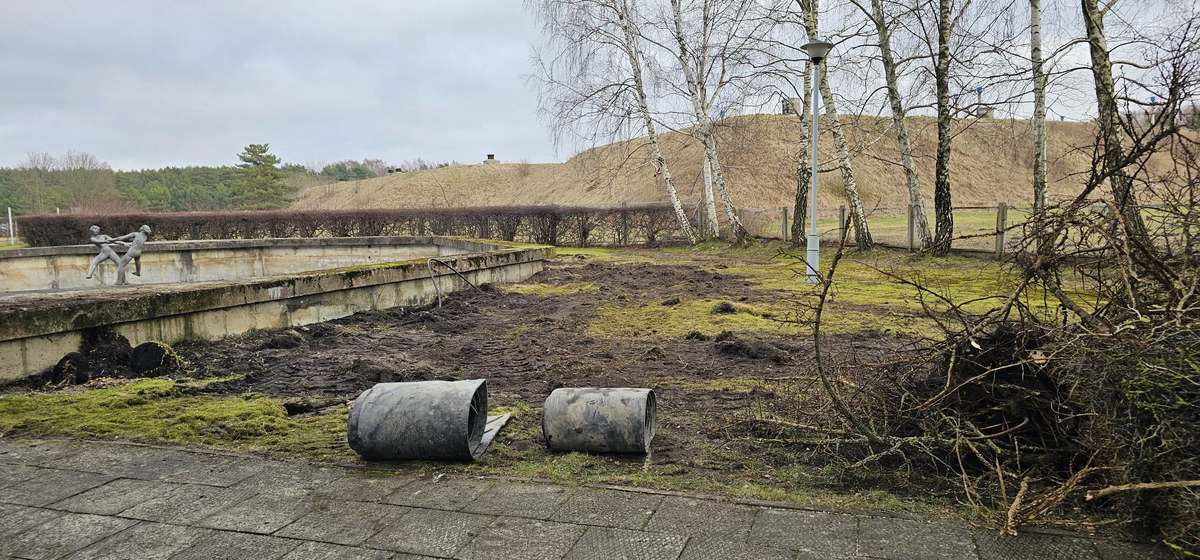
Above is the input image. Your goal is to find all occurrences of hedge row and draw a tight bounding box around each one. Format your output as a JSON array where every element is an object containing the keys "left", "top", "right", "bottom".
[{"left": 15, "top": 204, "right": 693, "bottom": 248}]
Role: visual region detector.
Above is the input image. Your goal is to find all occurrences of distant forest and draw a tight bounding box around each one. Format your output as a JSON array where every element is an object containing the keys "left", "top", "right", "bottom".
[{"left": 0, "top": 151, "right": 456, "bottom": 215}]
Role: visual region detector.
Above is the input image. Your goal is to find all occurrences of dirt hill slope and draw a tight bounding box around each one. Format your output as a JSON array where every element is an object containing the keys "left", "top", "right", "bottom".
[{"left": 291, "top": 114, "right": 1118, "bottom": 213}]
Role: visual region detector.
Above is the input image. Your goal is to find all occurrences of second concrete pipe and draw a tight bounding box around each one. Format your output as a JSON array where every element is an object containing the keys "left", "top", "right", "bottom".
[{"left": 542, "top": 387, "right": 656, "bottom": 454}]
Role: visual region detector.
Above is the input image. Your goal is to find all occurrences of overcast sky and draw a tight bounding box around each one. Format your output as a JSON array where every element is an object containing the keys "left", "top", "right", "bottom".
[{"left": 0, "top": 1, "right": 556, "bottom": 170}]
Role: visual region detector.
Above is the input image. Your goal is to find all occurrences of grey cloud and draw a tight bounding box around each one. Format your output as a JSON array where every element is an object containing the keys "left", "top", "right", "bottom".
[{"left": 0, "top": 0, "right": 553, "bottom": 169}]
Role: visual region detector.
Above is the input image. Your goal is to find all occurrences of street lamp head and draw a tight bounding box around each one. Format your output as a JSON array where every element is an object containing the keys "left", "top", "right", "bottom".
[{"left": 801, "top": 39, "right": 834, "bottom": 62}]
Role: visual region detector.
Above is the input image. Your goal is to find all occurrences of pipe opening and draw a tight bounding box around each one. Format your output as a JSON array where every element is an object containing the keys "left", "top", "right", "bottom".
[
  {"left": 643, "top": 390, "right": 656, "bottom": 451},
  {"left": 466, "top": 380, "right": 488, "bottom": 459}
]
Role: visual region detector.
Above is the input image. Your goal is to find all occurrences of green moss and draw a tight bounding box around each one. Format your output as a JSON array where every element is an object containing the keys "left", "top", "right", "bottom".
[
  {"left": 503, "top": 282, "right": 599, "bottom": 296},
  {"left": 0, "top": 379, "right": 353, "bottom": 462},
  {"left": 586, "top": 298, "right": 787, "bottom": 338}
]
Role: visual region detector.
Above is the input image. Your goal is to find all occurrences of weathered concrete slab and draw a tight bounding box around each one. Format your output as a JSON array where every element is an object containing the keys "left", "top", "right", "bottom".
[
  {"left": 0, "top": 512, "right": 135, "bottom": 560},
  {"left": 749, "top": 508, "right": 859, "bottom": 559},
  {"left": 51, "top": 478, "right": 179, "bottom": 515},
  {"left": 198, "top": 492, "right": 314, "bottom": 534},
  {"left": 0, "top": 503, "right": 61, "bottom": 540},
  {"left": 678, "top": 536, "right": 795, "bottom": 560},
  {"left": 52, "top": 444, "right": 194, "bottom": 480},
  {"left": 563, "top": 526, "right": 688, "bottom": 560},
  {"left": 276, "top": 501, "right": 410, "bottom": 546},
  {"left": 462, "top": 481, "right": 575, "bottom": 519},
  {"left": 279, "top": 541, "right": 395, "bottom": 560},
  {"left": 231, "top": 462, "right": 343, "bottom": 497},
  {"left": 365, "top": 508, "right": 494, "bottom": 557},
  {"left": 119, "top": 482, "right": 254, "bottom": 524},
  {"left": 975, "top": 531, "right": 1100, "bottom": 560},
  {"left": 0, "top": 467, "right": 114, "bottom": 506},
  {"left": 168, "top": 530, "right": 299, "bottom": 560},
  {"left": 456, "top": 516, "right": 587, "bottom": 560},
  {"left": 645, "top": 496, "right": 758, "bottom": 540},
  {"left": 307, "top": 471, "right": 416, "bottom": 503},
  {"left": 0, "top": 463, "right": 42, "bottom": 488},
  {"left": 384, "top": 477, "right": 494, "bottom": 510},
  {"left": 858, "top": 516, "right": 979, "bottom": 560},
  {"left": 0, "top": 439, "right": 83, "bottom": 466},
  {"left": 550, "top": 488, "right": 663, "bottom": 530},
  {"left": 62, "top": 521, "right": 210, "bottom": 560},
  {"left": 160, "top": 454, "right": 266, "bottom": 486}
]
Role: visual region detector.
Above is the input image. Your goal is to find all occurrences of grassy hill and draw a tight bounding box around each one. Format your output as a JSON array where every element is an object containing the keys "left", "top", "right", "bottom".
[{"left": 291, "top": 114, "right": 1131, "bottom": 213}]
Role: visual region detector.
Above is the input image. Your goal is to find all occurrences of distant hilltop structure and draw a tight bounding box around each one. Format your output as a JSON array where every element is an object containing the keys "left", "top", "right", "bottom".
[{"left": 484, "top": 154, "right": 499, "bottom": 164}]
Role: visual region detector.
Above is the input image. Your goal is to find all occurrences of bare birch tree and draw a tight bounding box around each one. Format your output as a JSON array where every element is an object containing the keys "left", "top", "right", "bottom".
[
  {"left": 1030, "top": 0, "right": 1047, "bottom": 212},
  {"left": 798, "top": 0, "right": 874, "bottom": 249},
  {"left": 529, "top": 0, "right": 697, "bottom": 244},
  {"left": 851, "top": 0, "right": 933, "bottom": 249}
]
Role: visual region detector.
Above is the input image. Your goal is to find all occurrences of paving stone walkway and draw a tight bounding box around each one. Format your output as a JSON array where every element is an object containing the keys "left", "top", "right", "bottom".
[{"left": 0, "top": 439, "right": 1170, "bottom": 560}]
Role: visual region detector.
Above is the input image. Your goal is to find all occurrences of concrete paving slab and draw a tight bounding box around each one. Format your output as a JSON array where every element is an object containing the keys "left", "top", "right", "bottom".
[
  {"left": 118, "top": 482, "right": 253, "bottom": 524},
  {"left": 858, "top": 516, "right": 978, "bottom": 560},
  {"left": 549, "top": 488, "right": 663, "bottom": 530},
  {"left": 462, "top": 481, "right": 575, "bottom": 520},
  {"left": 678, "top": 536, "right": 796, "bottom": 560},
  {"left": 0, "top": 467, "right": 114, "bottom": 506},
  {"left": 276, "top": 500, "right": 411, "bottom": 546},
  {"left": 455, "top": 516, "right": 586, "bottom": 560},
  {"left": 562, "top": 526, "right": 689, "bottom": 560},
  {"left": 365, "top": 507, "right": 494, "bottom": 557},
  {"left": 51, "top": 478, "right": 179, "bottom": 515},
  {"left": 62, "top": 521, "right": 211, "bottom": 560},
  {"left": 307, "top": 472, "right": 416, "bottom": 503},
  {"left": 749, "top": 508, "right": 859, "bottom": 559},
  {"left": 231, "top": 462, "right": 344, "bottom": 497},
  {"left": 974, "top": 531, "right": 1100, "bottom": 560},
  {"left": 645, "top": 496, "right": 758, "bottom": 540},
  {"left": 52, "top": 445, "right": 193, "bottom": 480},
  {"left": 279, "top": 541, "right": 395, "bottom": 560},
  {"left": 168, "top": 529, "right": 299, "bottom": 560},
  {"left": 0, "top": 439, "right": 83, "bottom": 466},
  {"left": 384, "top": 477, "right": 494, "bottom": 510},
  {"left": 160, "top": 454, "right": 266, "bottom": 486},
  {"left": 1094, "top": 540, "right": 1178, "bottom": 560},
  {"left": 0, "top": 463, "right": 42, "bottom": 489},
  {"left": 0, "top": 503, "right": 61, "bottom": 540},
  {"left": 0, "top": 512, "right": 136, "bottom": 560},
  {"left": 198, "top": 492, "right": 314, "bottom": 534}
]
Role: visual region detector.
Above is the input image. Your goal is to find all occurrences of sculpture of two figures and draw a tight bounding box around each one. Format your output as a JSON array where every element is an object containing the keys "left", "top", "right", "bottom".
[{"left": 85, "top": 224, "right": 151, "bottom": 286}]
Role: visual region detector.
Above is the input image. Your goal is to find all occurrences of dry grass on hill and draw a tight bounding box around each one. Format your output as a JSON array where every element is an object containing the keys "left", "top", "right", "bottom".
[{"left": 292, "top": 114, "right": 1155, "bottom": 213}]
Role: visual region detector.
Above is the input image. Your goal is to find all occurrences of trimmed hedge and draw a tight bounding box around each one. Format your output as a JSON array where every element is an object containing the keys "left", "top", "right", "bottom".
[{"left": 15, "top": 204, "right": 692, "bottom": 248}]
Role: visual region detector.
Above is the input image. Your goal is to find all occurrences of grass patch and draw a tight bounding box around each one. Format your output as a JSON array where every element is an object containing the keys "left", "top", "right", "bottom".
[
  {"left": 587, "top": 298, "right": 787, "bottom": 338},
  {"left": 0, "top": 379, "right": 353, "bottom": 462},
  {"left": 503, "top": 282, "right": 599, "bottom": 296}
]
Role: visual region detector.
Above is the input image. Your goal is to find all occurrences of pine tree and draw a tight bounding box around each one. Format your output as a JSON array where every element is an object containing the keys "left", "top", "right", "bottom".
[{"left": 233, "top": 144, "right": 288, "bottom": 209}]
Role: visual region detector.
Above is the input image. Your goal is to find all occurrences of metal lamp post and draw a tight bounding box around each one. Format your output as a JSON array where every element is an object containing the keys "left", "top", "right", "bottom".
[{"left": 802, "top": 39, "right": 833, "bottom": 284}]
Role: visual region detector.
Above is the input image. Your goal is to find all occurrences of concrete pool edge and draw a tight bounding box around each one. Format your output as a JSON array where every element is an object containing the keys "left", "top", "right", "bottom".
[{"left": 0, "top": 237, "right": 552, "bottom": 384}]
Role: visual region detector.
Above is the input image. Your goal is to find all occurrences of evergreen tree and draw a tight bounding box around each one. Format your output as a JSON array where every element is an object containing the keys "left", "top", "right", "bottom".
[{"left": 233, "top": 144, "right": 289, "bottom": 209}]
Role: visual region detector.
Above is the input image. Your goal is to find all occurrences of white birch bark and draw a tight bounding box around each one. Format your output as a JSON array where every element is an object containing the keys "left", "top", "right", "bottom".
[
  {"left": 1030, "top": 0, "right": 1047, "bottom": 212},
  {"left": 867, "top": 0, "right": 931, "bottom": 248},
  {"left": 617, "top": 0, "right": 697, "bottom": 244},
  {"left": 801, "top": 0, "right": 873, "bottom": 249}
]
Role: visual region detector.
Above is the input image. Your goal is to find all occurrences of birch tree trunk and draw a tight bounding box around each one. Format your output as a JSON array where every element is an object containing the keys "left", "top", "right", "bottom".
[
  {"left": 802, "top": 0, "right": 873, "bottom": 249},
  {"left": 1031, "top": 0, "right": 1047, "bottom": 212},
  {"left": 668, "top": 0, "right": 746, "bottom": 241},
  {"left": 618, "top": 0, "right": 697, "bottom": 244},
  {"left": 790, "top": 66, "right": 813, "bottom": 246},
  {"left": 931, "top": 0, "right": 955, "bottom": 255},
  {"left": 869, "top": 0, "right": 931, "bottom": 249},
  {"left": 702, "top": 155, "right": 719, "bottom": 238},
  {"left": 1080, "top": 0, "right": 1148, "bottom": 240}
]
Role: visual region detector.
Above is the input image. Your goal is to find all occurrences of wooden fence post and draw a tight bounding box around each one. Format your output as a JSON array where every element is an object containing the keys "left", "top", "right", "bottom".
[
  {"left": 781, "top": 207, "right": 789, "bottom": 241},
  {"left": 838, "top": 205, "right": 847, "bottom": 242},
  {"left": 994, "top": 203, "right": 1008, "bottom": 258}
]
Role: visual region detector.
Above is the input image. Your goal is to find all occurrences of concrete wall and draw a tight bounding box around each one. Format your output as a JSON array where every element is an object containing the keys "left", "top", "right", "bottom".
[
  {"left": 0, "top": 238, "right": 551, "bottom": 383},
  {"left": 0, "top": 237, "right": 475, "bottom": 293}
]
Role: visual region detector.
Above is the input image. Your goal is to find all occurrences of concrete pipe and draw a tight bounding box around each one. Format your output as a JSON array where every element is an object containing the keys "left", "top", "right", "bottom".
[
  {"left": 542, "top": 388, "right": 656, "bottom": 454},
  {"left": 347, "top": 379, "right": 488, "bottom": 461}
]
